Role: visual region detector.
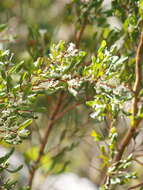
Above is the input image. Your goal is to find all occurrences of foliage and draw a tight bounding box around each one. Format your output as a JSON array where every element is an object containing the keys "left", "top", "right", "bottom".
[{"left": 0, "top": 148, "right": 23, "bottom": 190}]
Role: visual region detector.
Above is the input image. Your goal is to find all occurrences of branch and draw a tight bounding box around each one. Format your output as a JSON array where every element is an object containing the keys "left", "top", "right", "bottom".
[
  {"left": 133, "top": 158, "right": 143, "bottom": 166},
  {"left": 28, "top": 91, "right": 64, "bottom": 188},
  {"left": 115, "top": 31, "right": 143, "bottom": 162},
  {"left": 134, "top": 154, "right": 143, "bottom": 158},
  {"left": 54, "top": 102, "right": 81, "bottom": 121},
  {"left": 75, "top": 17, "right": 87, "bottom": 48},
  {"left": 127, "top": 182, "right": 143, "bottom": 190},
  {"left": 54, "top": 96, "right": 92, "bottom": 122},
  {"left": 28, "top": 96, "right": 88, "bottom": 188}
]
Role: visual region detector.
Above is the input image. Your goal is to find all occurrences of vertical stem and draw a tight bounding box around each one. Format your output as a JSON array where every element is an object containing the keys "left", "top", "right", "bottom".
[
  {"left": 28, "top": 92, "right": 64, "bottom": 189},
  {"left": 104, "top": 31, "right": 143, "bottom": 190},
  {"left": 75, "top": 18, "right": 87, "bottom": 48},
  {"left": 115, "top": 32, "right": 143, "bottom": 162}
]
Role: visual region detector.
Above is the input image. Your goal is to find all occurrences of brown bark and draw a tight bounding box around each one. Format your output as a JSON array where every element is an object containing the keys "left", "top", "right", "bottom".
[
  {"left": 115, "top": 32, "right": 143, "bottom": 162},
  {"left": 28, "top": 92, "right": 64, "bottom": 188}
]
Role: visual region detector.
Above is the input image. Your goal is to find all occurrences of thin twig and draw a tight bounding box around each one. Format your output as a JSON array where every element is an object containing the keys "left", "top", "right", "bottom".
[
  {"left": 54, "top": 102, "right": 81, "bottom": 121},
  {"left": 54, "top": 97, "right": 92, "bottom": 122},
  {"left": 134, "top": 154, "right": 143, "bottom": 158},
  {"left": 133, "top": 158, "right": 143, "bottom": 166},
  {"left": 127, "top": 182, "right": 143, "bottom": 190}
]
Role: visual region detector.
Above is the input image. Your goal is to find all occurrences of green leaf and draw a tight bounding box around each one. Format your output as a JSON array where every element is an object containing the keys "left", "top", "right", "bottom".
[
  {"left": 20, "top": 72, "right": 28, "bottom": 84},
  {"left": 91, "top": 130, "right": 103, "bottom": 141},
  {"left": 0, "top": 148, "right": 14, "bottom": 164},
  {"left": 101, "top": 40, "right": 107, "bottom": 48},
  {"left": 110, "top": 177, "right": 121, "bottom": 185},
  {"left": 9, "top": 61, "right": 24, "bottom": 74},
  {"left": 18, "top": 119, "right": 33, "bottom": 131},
  {"left": 56, "top": 160, "right": 70, "bottom": 174},
  {"left": 6, "top": 165, "right": 23, "bottom": 173},
  {"left": 1, "top": 69, "right": 6, "bottom": 80},
  {"left": 0, "top": 24, "right": 7, "bottom": 32},
  {"left": 18, "top": 129, "right": 30, "bottom": 138},
  {"left": 24, "top": 146, "right": 39, "bottom": 162}
]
